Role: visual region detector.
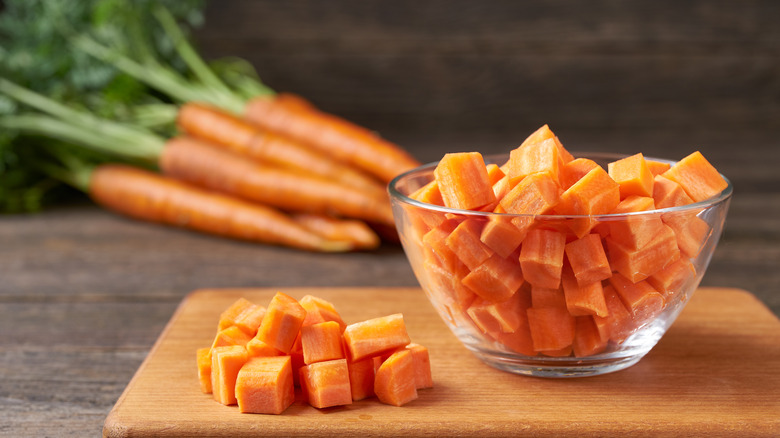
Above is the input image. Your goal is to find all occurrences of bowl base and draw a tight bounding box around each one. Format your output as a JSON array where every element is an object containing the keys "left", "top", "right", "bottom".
[{"left": 470, "top": 349, "right": 645, "bottom": 378}]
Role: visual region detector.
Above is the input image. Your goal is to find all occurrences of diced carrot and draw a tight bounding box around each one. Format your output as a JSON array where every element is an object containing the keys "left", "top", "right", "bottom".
[
  {"left": 595, "top": 285, "right": 634, "bottom": 343},
  {"left": 485, "top": 163, "right": 506, "bottom": 185},
  {"left": 211, "top": 325, "right": 252, "bottom": 350},
  {"left": 555, "top": 166, "right": 620, "bottom": 237},
  {"left": 493, "top": 289, "right": 535, "bottom": 356},
  {"left": 662, "top": 151, "right": 728, "bottom": 202},
  {"left": 422, "top": 219, "right": 464, "bottom": 273},
  {"left": 256, "top": 292, "right": 307, "bottom": 354},
  {"left": 461, "top": 253, "right": 524, "bottom": 303},
  {"left": 301, "top": 321, "right": 345, "bottom": 365},
  {"left": 645, "top": 159, "right": 672, "bottom": 176},
  {"left": 609, "top": 273, "right": 665, "bottom": 324},
  {"left": 560, "top": 157, "right": 599, "bottom": 190},
  {"left": 572, "top": 316, "right": 609, "bottom": 357},
  {"left": 518, "top": 228, "right": 567, "bottom": 289},
  {"left": 653, "top": 175, "right": 694, "bottom": 209},
  {"left": 343, "top": 313, "right": 411, "bottom": 361},
  {"left": 409, "top": 180, "right": 444, "bottom": 206},
  {"left": 374, "top": 349, "right": 418, "bottom": 407},
  {"left": 490, "top": 175, "right": 514, "bottom": 207},
  {"left": 211, "top": 345, "right": 249, "bottom": 405},
  {"left": 233, "top": 306, "right": 267, "bottom": 337},
  {"left": 606, "top": 224, "right": 681, "bottom": 283},
  {"left": 434, "top": 152, "right": 496, "bottom": 210},
  {"left": 196, "top": 347, "right": 212, "bottom": 394},
  {"left": 647, "top": 258, "right": 696, "bottom": 299},
  {"left": 530, "top": 285, "right": 566, "bottom": 309},
  {"left": 504, "top": 138, "right": 562, "bottom": 184},
  {"left": 662, "top": 211, "right": 712, "bottom": 258},
  {"left": 499, "top": 170, "right": 561, "bottom": 218},
  {"left": 346, "top": 355, "right": 375, "bottom": 401},
  {"left": 235, "top": 356, "right": 295, "bottom": 414},
  {"left": 479, "top": 216, "right": 526, "bottom": 258},
  {"left": 564, "top": 233, "right": 612, "bottom": 286},
  {"left": 246, "top": 337, "right": 283, "bottom": 358},
  {"left": 404, "top": 343, "right": 434, "bottom": 389},
  {"left": 423, "top": 257, "right": 476, "bottom": 313},
  {"left": 218, "top": 298, "right": 256, "bottom": 330},
  {"left": 300, "top": 295, "right": 346, "bottom": 332},
  {"left": 299, "top": 358, "right": 353, "bottom": 409},
  {"left": 606, "top": 196, "right": 665, "bottom": 250},
  {"left": 445, "top": 218, "right": 494, "bottom": 270},
  {"left": 289, "top": 333, "right": 305, "bottom": 388},
  {"left": 526, "top": 306, "right": 576, "bottom": 352},
  {"left": 540, "top": 346, "right": 573, "bottom": 357},
  {"left": 560, "top": 266, "right": 608, "bottom": 317},
  {"left": 607, "top": 153, "right": 655, "bottom": 199}
]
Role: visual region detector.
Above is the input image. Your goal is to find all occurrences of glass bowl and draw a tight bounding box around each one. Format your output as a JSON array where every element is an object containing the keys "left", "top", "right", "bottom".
[{"left": 389, "top": 152, "right": 732, "bottom": 377}]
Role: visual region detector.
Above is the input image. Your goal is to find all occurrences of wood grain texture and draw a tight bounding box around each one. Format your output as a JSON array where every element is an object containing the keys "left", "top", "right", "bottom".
[{"left": 103, "top": 287, "right": 780, "bottom": 437}]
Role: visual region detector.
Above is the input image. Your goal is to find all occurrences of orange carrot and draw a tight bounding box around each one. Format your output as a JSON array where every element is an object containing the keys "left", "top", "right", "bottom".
[
  {"left": 492, "top": 288, "right": 536, "bottom": 356},
  {"left": 518, "top": 228, "right": 567, "bottom": 289},
  {"left": 246, "top": 337, "right": 283, "bottom": 358},
  {"left": 531, "top": 285, "right": 567, "bottom": 309},
  {"left": 645, "top": 159, "right": 671, "bottom": 176},
  {"left": 653, "top": 175, "right": 694, "bottom": 209},
  {"left": 662, "top": 151, "right": 728, "bottom": 202},
  {"left": 196, "top": 347, "right": 212, "bottom": 394},
  {"left": 526, "top": 306, "right": 576, "bottom": 352},
  {"left": 409, "top": 180, "right": 444, "bottom": 206},
  {"left": 662, "top": 210, "right": 712, "bottom": 258},
  {"left": 609, "top": 273, "right": 665, "bottom": 324},
  {"left": 461, "top": 253, "right": 525, "bottom": 303},
  {"left": 479, "top": 216, "right": 526, "bottom": 258},
  {"left": 291, "top": 213, "right": 381, "bottom": 251},
  {"left": 555, "top": 165, "right": 620, "bottom": 237},
  {"left": 299, "top": 358, "right": 353, "bottom": 409},
  {"left": 560, "top": 266, "right": 608, "bottom": 317},
  {"left": 211, "top": 325, "right": 252, "bottom": 350},
  {"left": 343, "top": 313, "right": 411, "bottom": 361},
  {"left": 606, "top": 224, "right": 681, "bottom": 283},
  {"left": 177, "top": 102, "right": 387, "bottom": 195},
  {"left": 445, "top": 218, "right": 495, "bottom": 271},
  {"left": 606, "top": 196, "right": 665, "bottom": 250},
  {"left": 434, "top": 152, "right": 496, "bottom": 210},
  {"left": 159, "top": 137, "right": 396, "bottom": 226},
  {"left": 595, "top": 284, "right": 634, "bottom": 343},
  {"left": 572, "top": 316, "right": 608, "bottom": 358},
  {"left": 404, "top": 343, "right": 434, "bottom": 389},
  {"left": 88, "top": 164, "right": 352, "bottom": 252},
  {"left": 564, "top": 233, "right": 612, "bottom": 286},
  {"left": 244, "top": 94, "right": 421, "bottom": 183},
  {"left": 374, "top": 349, "right": 418, "bottom": 407},
  {"left": 211, "top": 345, "right": 249, "bottom": 405},
  {"left": 346, "top": 355, "right": 376, "bottom": 401},
  {"left": 560, "top": 158, "right": 599, "bottom": 190},
  {"left": 299, "top": 295, "right": 347, "bottom": 332},
  {"left": 301, "top": 321, "right": 345, "bottom": 365},
  {"left": 218, "top": 298, "right": 256, "bottom": 330},
  {"left": 607, "top": 153, "right": 655, "bottom": 199},
  {"left": 235, "top": 356, "right": 295, "bottom": 414},
  {"left": 503, "top": 137, "right": 563, "bottom": 184},
  {"left": 256, "top": 292, "right": 307, "bottom": 354},
  {"left": 647, "top": 259, "right": 695, "bottom": 299}
]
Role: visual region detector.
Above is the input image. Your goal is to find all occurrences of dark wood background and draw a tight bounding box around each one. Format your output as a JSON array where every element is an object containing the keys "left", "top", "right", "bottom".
[{"left": 1, "top": 1, "right": 778, "bottom": 436}]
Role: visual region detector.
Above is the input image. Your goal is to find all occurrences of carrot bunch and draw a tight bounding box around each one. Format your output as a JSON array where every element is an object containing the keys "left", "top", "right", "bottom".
[
  {"left": 0, "top": 5, "right": 421, "bottom": 251},
  {"left": 198, "top": 293, "right": 433, "bottom": 414},
  {"left": 400, "top": 125, "right": 729, "bottom": 358}
]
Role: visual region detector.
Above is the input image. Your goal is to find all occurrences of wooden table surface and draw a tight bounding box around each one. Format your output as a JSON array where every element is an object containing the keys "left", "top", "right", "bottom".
[{"left": 2, "top": 1, "right": 780, "bottom": 436}]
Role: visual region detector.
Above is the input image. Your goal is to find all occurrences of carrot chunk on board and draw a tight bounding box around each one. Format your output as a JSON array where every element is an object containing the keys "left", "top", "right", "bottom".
[
  {"left": 196, "top": 347, "right": 212, "bottom": 394},
  {"left": 405, "top": 343, "right": 434, "bottom": 389},
  {"left": 211, "top": 345, "right": 249, "bottom": 405},
  {"left": 607, "top": 153, "right": 655, "bottom": 199},
  {"left": 235, "top": 356, "right": 295, "bottom": 414},
  {"left": 662, "top": 151, "right": 728, "bottom": 202},
  {"left": 299, "top": 358, "right": 353, "bottom": 409},
  {"left": 246, "top": 337, "right": 283, "bottom": 358},
  {"left": 518, "top": 228, "right": 567, "bottom": 289},
  {"left": 301, "top": 321, "right": 345, "bottom": 365},
  {"left": 256, "top": 292, "right": 307, "bottom": 354},
  {"left": 374, "top": 349, "right": 419, "bottom": 407},
  {"left": 211, "top": 325, "right": 252, "bottom": 350},
  {"left": 434, "top": 152, "right": 496, "bottom": 210},
  {"left": 218, "top": 298, "right": 257, "bottom": 330},
  {"left": 300, "top": 295, "right": 346, "bottom": 332},
  {"left": 346, "top": 355, "right": 376, "bottom": 401},
  {"left": 343, "top": 313, "right": 411, "bottom": 361},
  {"left": 564, "top": 233, "right": 612, "bottom": 286}
]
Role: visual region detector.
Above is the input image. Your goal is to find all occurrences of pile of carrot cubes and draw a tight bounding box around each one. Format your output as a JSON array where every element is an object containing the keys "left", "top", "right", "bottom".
[
  {"left": 405, "top": 125, "right": 729, "bottom": 358},
  {"left": 197, "top": 292, "right": 432, "bottom": 414}
]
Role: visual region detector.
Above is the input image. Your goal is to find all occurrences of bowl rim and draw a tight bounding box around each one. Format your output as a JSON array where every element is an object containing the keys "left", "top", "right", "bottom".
[{"left": 388, "top": 151, "right": 733, "bottom": 219}]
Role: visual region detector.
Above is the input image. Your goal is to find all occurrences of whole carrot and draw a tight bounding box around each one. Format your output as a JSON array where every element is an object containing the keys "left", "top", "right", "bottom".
[
  {"left": 88, "top": 164, "right": 351, "bottom": 252},
  {"left": 176, "top": 103, "right": 386, "bottom": 196},
  {"left": 244, "top": 94, "right": 421, "bottom": 184},
  {"left": 291, "top": 213, "right": 381, "bottom": 251},
  {"left": 159, "top": 137, "right": 396, "bottom": 226}
]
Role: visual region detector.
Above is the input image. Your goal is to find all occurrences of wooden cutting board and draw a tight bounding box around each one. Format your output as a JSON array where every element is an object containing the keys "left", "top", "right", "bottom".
[{"left": 103, "top": 287, "right": 780, "bottom": 437}]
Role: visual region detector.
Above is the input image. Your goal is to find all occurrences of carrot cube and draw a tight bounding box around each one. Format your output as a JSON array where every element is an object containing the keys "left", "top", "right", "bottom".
[
  {"left": 480, "top": 216, "right": 526, "bottom": 258},
  {"left": 560, "top": 157, "right": 599, "bottom": 190},
  {"left": 461, "top": 253, "right": 524, "bottom": 303},
  {"left": 466, "top": 293, "right": 525, "bottom": 337},
  {"left": 235, "top": 356, "right": 295, "bottom": 414},
  {"left": 645, "top": 159, "right": 671, "bottom": 176},
  {"left": 663, "top": 211, "right": 712, "bottom": 258},
  {"left": 423, "top": 258, "right": 476, "bottom": 313},
  {"left": 246, "top": 337, "right": 283, "bottom": 357},
  {"left": 648, "top": 258, "right": 696, "bottom": 299},
  {"left": 218, "top": 298, "right": 256, "bottom": 330},
  {"left": 343, "top": 313, "right": 411, "bottom": 361},
  {"left": 409, "top": 180, "right": 444, "bottom": 206},
  {"left": 346, "top": 355, "right": 375, "bottom": 401},
  {"left": 299, "top": 358, "right": 353, "bottom": 409},
  {"left": 595, "top": 285, "right": 635, "bottom": 343},
  {"left": 517, "top": 124, "right": 574, "bottom": 161},
  {"left": 211, "top": 345, "right": 249, "bottom": 405},
  {"left": 555, "top": 166, "right": 620, "bottom": 237},
  {"left": 564, "top": 233, "right": 612, "bottom": 286},
  {"left": 504, "top": 137, "right": 562, "bottom": 184},
  {"left": 494, "top": 308, "right": 536, "bottom": 356},
  {"left": 422, "top": 219, "right": 464, "bottom": 273},
  {"left": 374, "top": 349, "right": 419, "bottom": 407},
  {"left": 572, "top": 316, "right": 609, "bottom": 358},
  {"left": 196, "top": 347, "right": 212, "bottom": 394},
  {"left": 530, "top": 285, "right": 566, "bottom": 309},
  {"left": 607, "top": 153, "right": 655, "bottom": 199},
  {"left": 445, "top": 218, "right": 494, "bottom": 270},
  {"left": 606, "top": 224, "right": 681, "bottom": 283},
  {"left": 607, "top": 196, "right": 665, "bottom": 250},
  {"left": 499, "top": 170, "right": 561, "bottom": 217},
  {"left": 405, "top": 343, "right": 434, "bottom": 389},
  {"left": 609, "top": 273, "right": 665, "bottom": 324},
  {"left": 653, "top": 175, "right": 694, "bottom": 209},
  {"left": 434, "top": 152, "right": 496, "bottom": 210},
  {"left": 300, "top": 295, "right": 346, "bottom": 332},
  {"left": 561, "top": 266, "right": 608, "bottom": 317},
  {"left": 301, "top": 321, "right": 345, "bottom": 365},
  {"left": 256, "top": 292, "right": 307, "bottom": 354},
  {"left": 527, "top": 306, "right": 576, "bottom": 352},
  {"left": 211, "top": 325, "right": 252, "bottom": 350},
  {"left": 662, "top": 151, "right": 728, "bottom": 202},
  {"left": 518, "top": 228, "right": 567, "bottom": 289}
]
